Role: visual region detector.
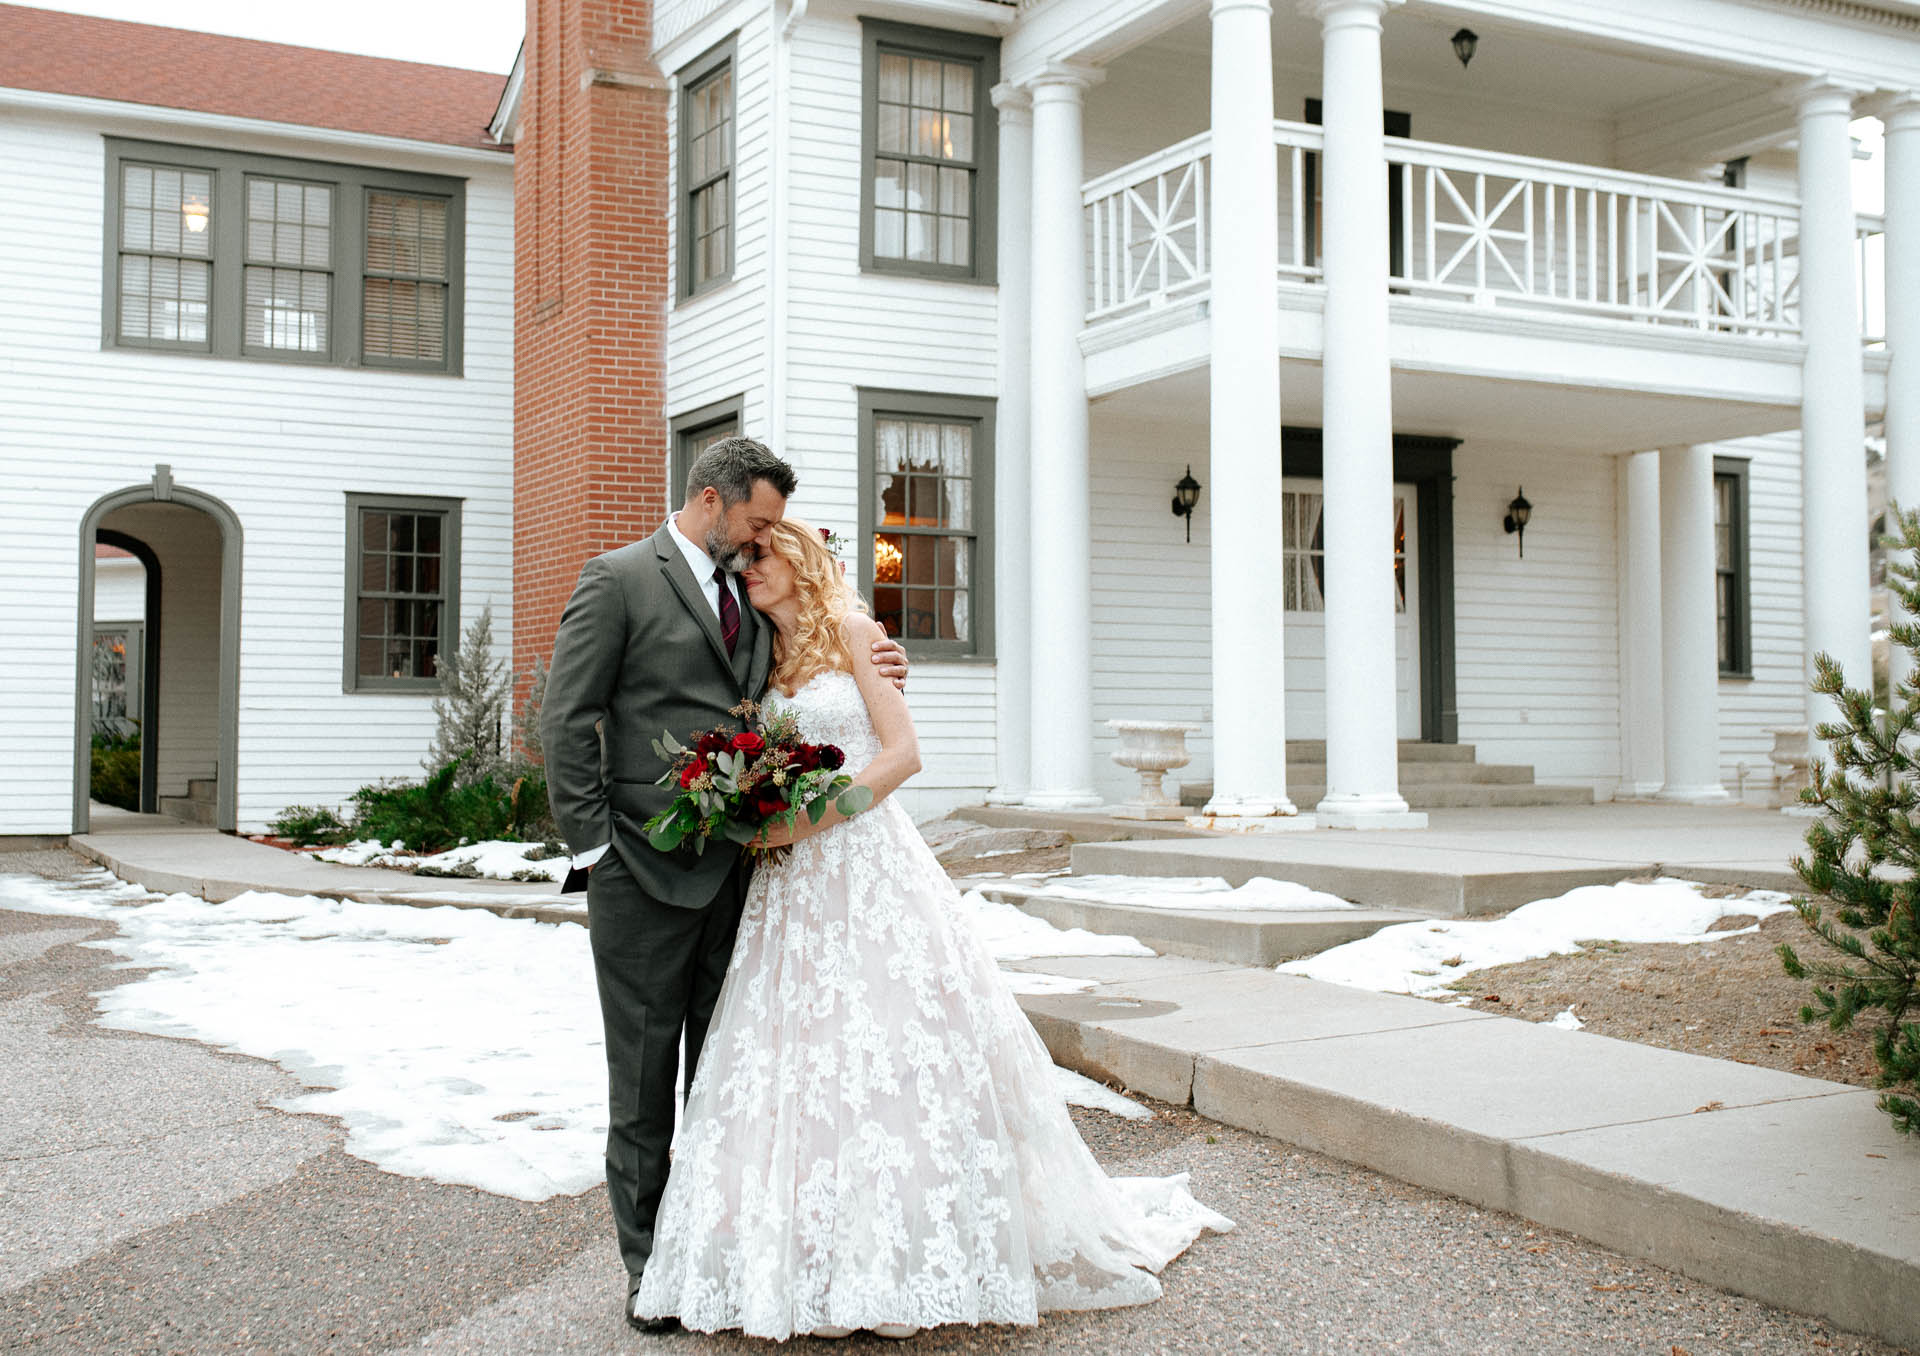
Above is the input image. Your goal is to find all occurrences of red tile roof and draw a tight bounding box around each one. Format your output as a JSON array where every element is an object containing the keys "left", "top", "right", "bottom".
[{"left": 0, "top": 4, "right": 510, "bottom": 151}]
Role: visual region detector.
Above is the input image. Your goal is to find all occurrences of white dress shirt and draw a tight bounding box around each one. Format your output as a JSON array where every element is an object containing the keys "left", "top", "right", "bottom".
[{"left": 571, "top": 514, "right": 742, "bottom": 873}]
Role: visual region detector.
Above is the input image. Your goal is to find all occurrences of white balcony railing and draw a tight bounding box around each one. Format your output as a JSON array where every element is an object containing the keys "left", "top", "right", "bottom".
[{"left": 1082, "top": 124, "right": 1887, "bottom": 344}]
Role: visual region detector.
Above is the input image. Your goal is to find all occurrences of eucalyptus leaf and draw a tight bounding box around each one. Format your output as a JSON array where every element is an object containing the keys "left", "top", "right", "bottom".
[
  {"left": 648, "top": 822, "right": 684, "bottom": 852},
  {"left": 723, "top": 820, "right": 758, "bottom": 845},
  {"left": 806, "top": 795, "right": 830, "bottom": 825},
  {"left": 837, "top": 785, "right": 874, "bottom": 816},
  {"left": 662, "top": 731, "right": 686, "bottom": 754}
]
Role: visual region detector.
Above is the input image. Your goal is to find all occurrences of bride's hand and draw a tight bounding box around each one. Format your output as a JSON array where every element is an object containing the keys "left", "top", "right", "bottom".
[{"left": 754, "top": 819, "right": 801, "bottom": 849}]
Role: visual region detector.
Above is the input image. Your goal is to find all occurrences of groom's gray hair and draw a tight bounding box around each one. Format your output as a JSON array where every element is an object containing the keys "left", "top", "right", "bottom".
[{"left": 685, "top": 436, "right": 798, "bottom": 507}]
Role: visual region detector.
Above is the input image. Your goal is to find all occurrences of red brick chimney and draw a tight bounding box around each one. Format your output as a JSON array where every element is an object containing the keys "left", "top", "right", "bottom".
[{"left": 512, "top": 0, "right": 670, "bottom": 715}]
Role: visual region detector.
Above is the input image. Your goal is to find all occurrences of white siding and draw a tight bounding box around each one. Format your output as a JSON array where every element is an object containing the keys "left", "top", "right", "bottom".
[
  {"left": 1714, "top": 432, "right": 1806, "bottom": 798},
  {"left": 93, "top": 557, "right": 145, "bottom": 622},
  {"left": 1088, "top": 411, "right": 1215, "bottom": 805},
  {"left": 1453, "top": 443, "right": 1623, "bottom": 792},
  {"left": 666, "top": 6, "right": 773, "bottom": 433},
  {"left": 0, "top": 109, "right": 515, "bottom": 835}
]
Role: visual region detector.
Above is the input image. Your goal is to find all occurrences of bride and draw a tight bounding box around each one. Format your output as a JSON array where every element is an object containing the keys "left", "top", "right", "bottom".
[{"left": 631, "top": 519, "right": 1232, "bottom": 1341}]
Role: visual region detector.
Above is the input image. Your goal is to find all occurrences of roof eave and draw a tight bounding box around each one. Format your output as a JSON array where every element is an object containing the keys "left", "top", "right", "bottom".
[{"left": 490, "top": 39, "right": 524, "bottom": 146}]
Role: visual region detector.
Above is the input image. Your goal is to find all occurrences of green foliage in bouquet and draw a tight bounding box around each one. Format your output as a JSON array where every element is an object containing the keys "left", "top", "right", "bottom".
[{"left": 1777, "top": 504, "right": 1920, "bottom": 1135}]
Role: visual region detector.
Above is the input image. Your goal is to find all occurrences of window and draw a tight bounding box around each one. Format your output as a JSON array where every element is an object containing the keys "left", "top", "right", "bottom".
[
  {"left": 670, "top": 395, "right": 744, "bottom": 504},
  {"left": 91, "top": 623, "right": 144, "bottom": 734},
  {"left": 858, "top": 389, "right": 994, "bottom": 658},
  {"left": 344, "top": 494, "right": 462, "bottom": 693},
  {"left": 1713, "top": 459, "right": 1751, "bottom": 677},
  {"left": 677, "top": 37, "right": 736, "bottom": 300},
  {"left": 860, "top": 21, "right": 999, "bottom": 283},
  {"left": 1278, "top": 487, "right": 1409, "bottom": 613},
  {"left": 105, "top": 139, "right": 465, "bottom": 372}
]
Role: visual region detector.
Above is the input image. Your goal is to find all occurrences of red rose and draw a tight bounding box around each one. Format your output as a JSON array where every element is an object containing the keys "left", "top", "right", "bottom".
[
  {"left": 678, "top": 762, "right": 702, "bottom": 789},
  {"left": 732, "top": 731, "right": 766, "bottom": 755},
  {"left": 792, "top": 744, "right": 821, "bottom": 773},
  {"left": 756, "top": 791, "right": 789, "bottom": 818},
  {"left": 696, "top": 731, "right": 730, "bottom": 756},
  {"left": 815, "top": 745, "right": 845, "bottom": 772}
]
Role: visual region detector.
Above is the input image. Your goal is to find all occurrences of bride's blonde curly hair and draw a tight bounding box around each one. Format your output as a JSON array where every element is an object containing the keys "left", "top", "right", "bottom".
[{"left": 764, "top": 517, "right": 871, "bottom": 694}]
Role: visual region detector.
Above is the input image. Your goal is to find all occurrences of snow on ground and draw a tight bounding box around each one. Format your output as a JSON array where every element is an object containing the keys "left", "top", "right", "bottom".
[
  {"left": 955, "top": 889, "right": 1156, "bottom": 960},
  {"left": 311, "top": 839, "right": 567, "bottom": 883},
  {"left": 1038, "top": 875, "right": 1356, "bottom": 912},
  {"left": 0, "top": 870, "right": 1155, "bottom": 1201},
  {"left": 1279, "top": 877, "right": 1795, "bottom": 999},
  {"left": 1053, "top": 1068, "right": 1152, "bottom": 1121}
]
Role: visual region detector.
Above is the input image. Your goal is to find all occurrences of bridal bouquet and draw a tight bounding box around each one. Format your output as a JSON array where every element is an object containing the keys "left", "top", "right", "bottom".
[{"left": 643, "top": 701, "right": 872, "bottom": 858}]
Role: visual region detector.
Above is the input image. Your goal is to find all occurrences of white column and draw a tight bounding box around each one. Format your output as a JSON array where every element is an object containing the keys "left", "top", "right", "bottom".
[
  {"left": 1024, "top": 65, "right": 1102, "bottom": 810},
  {"left": 1883, "top": 93, "right": 1920, "bottom": 700},
  {"left": 1794, "top": 80, "right": 1874, "bottom": 744},
  {"left": 1620, "top": 451, "right": 1666, "bottom": 797},
  {"left": 989, "top": 82, "right": 1033, "bottom": 805},
  {"left": 1309, "top": 0, "right": 1421, "bottom": 829},
  {"left": 1202, "top": 0, "right": 1295, "bottom": 819},
  {"left": 1657, "top": 445, "right": 1730, "bottom": 802}
]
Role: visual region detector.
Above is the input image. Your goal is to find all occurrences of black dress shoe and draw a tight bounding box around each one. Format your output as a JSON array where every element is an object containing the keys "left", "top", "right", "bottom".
[{"left": 628, "top": 1312, "right": 681, "bottom": 1335}]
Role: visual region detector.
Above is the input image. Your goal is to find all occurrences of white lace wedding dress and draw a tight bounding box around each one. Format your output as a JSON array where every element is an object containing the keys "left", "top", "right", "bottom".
[{"left": 632, "top": 669, "right": 1232, "bottom": 1340}]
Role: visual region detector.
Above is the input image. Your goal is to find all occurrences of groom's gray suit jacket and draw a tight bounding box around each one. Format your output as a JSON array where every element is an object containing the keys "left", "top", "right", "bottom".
[{"left": 541, "top": 522, "right": 772, "bottom": 907}]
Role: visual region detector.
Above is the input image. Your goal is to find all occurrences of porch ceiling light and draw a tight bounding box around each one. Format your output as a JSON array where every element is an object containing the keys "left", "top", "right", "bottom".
[
  {"left": 1451, "top": 28, "right": 1478, "bottom": 68},
  {"left": 1171, "top": 465, "right": 1202, "bottom": 543},
  {"left": 182, "top": 193, "right": 210, "bottom": 234},
  {"left": 1504, "top": 488, "right": 1532, "bottom": 557}
]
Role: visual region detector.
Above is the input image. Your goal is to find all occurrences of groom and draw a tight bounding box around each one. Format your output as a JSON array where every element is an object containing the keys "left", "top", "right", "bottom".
[{"left": 541, "top": 437, "right": 906, "bottom": 1333}]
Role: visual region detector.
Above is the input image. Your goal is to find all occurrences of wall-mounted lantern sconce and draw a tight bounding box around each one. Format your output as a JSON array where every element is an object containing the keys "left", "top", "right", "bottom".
[
  {"left": 1451, "top": 28, "right": 1479, "bottom": 68},
  {"left": 1504, "top": 488, "right": 1532, "bottom": 557},
  {"left": 1171, "top": 465, "right": 1202, "bottom": 542}
]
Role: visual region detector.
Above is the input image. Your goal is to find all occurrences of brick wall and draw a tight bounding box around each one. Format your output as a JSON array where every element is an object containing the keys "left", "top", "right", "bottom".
[{"left": 513, "top": 0, "right": 670, "bottom": 720}]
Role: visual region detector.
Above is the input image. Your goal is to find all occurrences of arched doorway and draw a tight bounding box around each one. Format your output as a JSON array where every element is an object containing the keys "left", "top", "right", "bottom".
[{"left": 75, "top": 466, "right": 242, "bottom": 834}]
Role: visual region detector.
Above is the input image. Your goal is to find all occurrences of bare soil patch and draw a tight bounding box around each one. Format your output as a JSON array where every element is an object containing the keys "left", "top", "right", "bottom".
[{"left": 1441, "top": 905, "right": 1883, "bottom": 1088}]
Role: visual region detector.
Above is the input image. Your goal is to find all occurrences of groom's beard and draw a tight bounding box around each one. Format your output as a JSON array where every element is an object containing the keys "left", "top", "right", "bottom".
[{"left": 706, "top": 527, "right": 755, "bottom": 575}]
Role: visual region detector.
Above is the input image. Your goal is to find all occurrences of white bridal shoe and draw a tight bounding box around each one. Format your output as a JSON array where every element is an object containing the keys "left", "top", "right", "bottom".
[
  {"left": 810, "top": 1325, "right": 855, "bottom": 1339},
  {"left": 872, "top": 1325, "right": 920, "bottom": 1339}
]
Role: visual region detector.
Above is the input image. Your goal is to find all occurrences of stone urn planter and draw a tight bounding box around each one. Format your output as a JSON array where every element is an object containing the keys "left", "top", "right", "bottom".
[
  {"left": 1768, "top": 726, "right": 1810, "bottom": 808},
  {"left": 1106, "top": 720, "right": 1201, "bottom": 819}
]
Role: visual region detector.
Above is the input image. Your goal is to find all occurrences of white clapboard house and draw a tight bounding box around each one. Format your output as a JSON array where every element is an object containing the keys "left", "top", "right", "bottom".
[
  {"left": 0, "top": 6, "right": 514, "bottom": 836},
  {"left": 636, "top": 0, "right": 1910, "bottom": 823}
]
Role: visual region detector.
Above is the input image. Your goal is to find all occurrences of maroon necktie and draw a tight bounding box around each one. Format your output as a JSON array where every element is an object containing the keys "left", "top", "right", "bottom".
[{"left": 714, "top": 566, "right": 739, "bottom": 656}]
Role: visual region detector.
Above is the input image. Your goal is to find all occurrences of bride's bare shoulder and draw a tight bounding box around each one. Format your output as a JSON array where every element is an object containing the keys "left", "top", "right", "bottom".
[{"left": 839, "top": 612, "right": 886, "bottom": 650}]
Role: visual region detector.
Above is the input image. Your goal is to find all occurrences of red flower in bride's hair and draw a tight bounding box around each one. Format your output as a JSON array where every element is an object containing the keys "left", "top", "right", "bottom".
[
  {"left": 678, "top": 762, "right": 702, "bottom": 789},
  {"left": 819, "top": 527, "right": 832, "bottom": 541},
  {"left": 731, "top": 731, "right": 766, "bottom": 755}
]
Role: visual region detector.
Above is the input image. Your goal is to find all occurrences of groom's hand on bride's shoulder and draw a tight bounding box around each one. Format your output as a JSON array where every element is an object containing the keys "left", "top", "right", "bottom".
[{"left": 870, "top": 636, "right": 909, "bottom": 691}]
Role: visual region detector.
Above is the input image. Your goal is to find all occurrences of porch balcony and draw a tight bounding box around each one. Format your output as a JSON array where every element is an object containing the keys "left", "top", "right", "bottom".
[{"left": 1078, "top": 125, "right": 1888, "bottom": 448}]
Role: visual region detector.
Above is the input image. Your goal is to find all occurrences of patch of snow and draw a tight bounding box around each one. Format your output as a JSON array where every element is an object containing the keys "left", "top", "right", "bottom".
[
  {"left": 955, "top": 890, "right": 1155, "bottom": 960},
  {"left": 1040, "top": 874, "right": 1356, "bottom": 912},
  {"left": 383, "top": 891, "right": 583, "bottom": 911},
  {"left": 1054, "top": 1068, "right": 1152, "bottom": 1121},
  {"left": 313, "top": 839, "right": 564, "bottom": 883},
  {"left": 1278, "top": 877, "right": 1795, "bottom": 998},
  {"left": 0, "top": 869, "right": 1158, "bottom": 1202},
  {"left": 1548, "top": 1006, "right": 1585, "bottom": 1032}
]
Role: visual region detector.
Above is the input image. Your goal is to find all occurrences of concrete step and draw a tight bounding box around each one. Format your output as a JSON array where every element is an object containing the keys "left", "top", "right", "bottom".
[
  {"left": 184, "top": 777, "right": 217, "bottom": 804},
  {"left": 969, "top": 879, "right": 1427, "bottom": 965},
  {"left": 1009, "top": 953, "right": 1920, "bottom": 1353},
  {"left": 1285, "top": 740, "right": 1477, "bottom": 763},
  {"left": 158, "top": 795, "right": 216, "bottom": 827},
  {"left": 1181, "top": 781, "right": 1595, "bottom": 809}
]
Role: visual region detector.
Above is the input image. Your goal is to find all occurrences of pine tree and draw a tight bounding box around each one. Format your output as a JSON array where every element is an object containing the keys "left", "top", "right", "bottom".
[
  {"left": 1778, "top": 506, "right": 1920, "bottom": 1135},
  {"left": 427, "top": 605, "right": 512, "bottom": 786}
]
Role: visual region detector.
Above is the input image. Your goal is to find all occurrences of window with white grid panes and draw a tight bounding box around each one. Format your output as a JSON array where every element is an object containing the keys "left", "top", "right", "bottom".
[
  {"left": 244, "top": 177, "right": 332, "bottom": 355},
  {"left": 861, "top": 22, "right": 997, "bottom": 282},
  {"left": 1713, "top": 462, "right": 1751, "bottom": 676},
  {"left": 363, "top": 192, "right": 449, "bottom": 365},
  {"left": 117, "top": 163, "right": 213, "bottom": 347},
  {"left": 870, "top": 414, "right": 978, "bottom": 651},
  {"left": 346, "top": 496, "right": 460, "bottom": 692},
  {"left": 680, "top": 42, "right": 734, "bottom": 297},
  {"left": 1280, "top": 489, "right": 1408, "bottom": 612},
  {"left": 105, "top": 140, "right": 464, "bottom": 371}
]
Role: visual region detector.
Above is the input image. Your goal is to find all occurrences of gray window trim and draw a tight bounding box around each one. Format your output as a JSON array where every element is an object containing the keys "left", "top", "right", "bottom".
[
  {"left": 670, "top": 393, "right": 746, "bottom": 505},
  {"left": 858, "top": 20, "right": 1000, "bottom": 286},
  {"left": 343, "top": 492, "right": 464, "bottom": 694},
  {"left": 1713, "top": 456, "right": 1753, "bottom": 680},
  {"left": 103, "top": 137, "right": 467, "bottom": 375},
  {"left": 676, "top": 34, "right": 738, "bottom": 304},
  {"left": 857, "top": 387, "right": 995, "bottom": 661}
]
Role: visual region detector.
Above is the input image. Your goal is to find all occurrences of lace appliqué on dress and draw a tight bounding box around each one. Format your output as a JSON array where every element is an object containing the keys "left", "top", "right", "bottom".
[{"left": 634, "top": 671, "right": 1232, "bottom": 1339}]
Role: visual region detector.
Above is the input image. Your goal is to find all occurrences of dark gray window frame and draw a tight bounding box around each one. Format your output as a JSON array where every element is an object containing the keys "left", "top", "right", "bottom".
[
  {"left": 676, "top": 35, "right": 738, "bottom": 303},
  {"left": 103, "top": 137, "right": 467, "bottom": 375},
  {"left": 858, "top": 20, "right": 1000, "bottom": 285},
  {"left": 670, "top": 394, "right": 746, "bottom": 505},
  {"left": 1713, "top": 456, "right": 1753, "bottom": 679},
  {"left": 343, "top": 492, "right": 464, "bottom": 694},
  {"left": 857, "top": 387, "right": 996, "bottom": 661}
]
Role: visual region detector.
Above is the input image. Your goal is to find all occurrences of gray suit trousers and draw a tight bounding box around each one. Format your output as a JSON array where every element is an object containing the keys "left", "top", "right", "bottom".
[{"left": 586, "top": 848, "right": 747, "bottom": 1284}]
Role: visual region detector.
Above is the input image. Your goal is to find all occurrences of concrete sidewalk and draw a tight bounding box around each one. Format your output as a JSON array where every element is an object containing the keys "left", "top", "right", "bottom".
[{"left": 64, "top": 809, "right": 1920, "bottom": 1351}]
